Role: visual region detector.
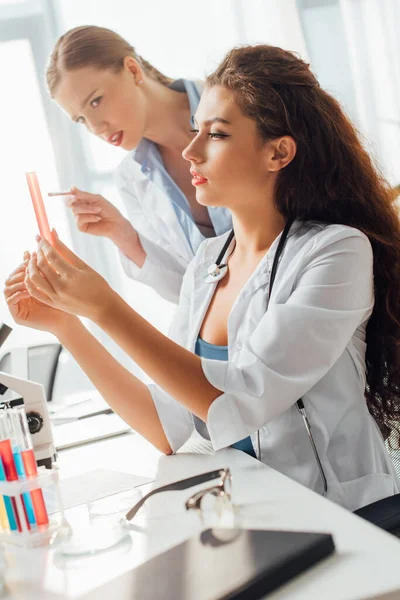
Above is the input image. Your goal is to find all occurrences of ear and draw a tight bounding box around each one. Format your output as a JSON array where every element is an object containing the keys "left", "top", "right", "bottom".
[
  {"left": 123, "top": 56, "right": 143, "bottom": 85},
  {"left": 267, "top": 136, "right": 297, "bottom": 172}
]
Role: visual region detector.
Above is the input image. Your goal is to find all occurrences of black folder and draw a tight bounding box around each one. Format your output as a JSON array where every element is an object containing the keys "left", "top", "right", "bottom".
[{"left": 88, "top": 528, "right": 335, "bottom": 599}]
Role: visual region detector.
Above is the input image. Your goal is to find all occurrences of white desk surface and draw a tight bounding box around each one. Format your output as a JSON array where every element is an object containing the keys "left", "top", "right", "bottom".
[{"left": 2, "top": 430, "right": 400, "bottom": 600}]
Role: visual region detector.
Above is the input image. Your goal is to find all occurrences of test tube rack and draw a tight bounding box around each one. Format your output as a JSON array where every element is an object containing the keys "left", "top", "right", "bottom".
[{"left": 0, "top": 467, "right": 67, "bottom": 548}]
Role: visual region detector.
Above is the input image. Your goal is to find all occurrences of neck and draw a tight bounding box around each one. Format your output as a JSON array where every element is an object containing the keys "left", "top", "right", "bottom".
[
  {"left": 230, "top": 195, "right": 285, "bottom": 261},
  {"left": 141, "top": 78, "right": 194, "bottom": 152}
]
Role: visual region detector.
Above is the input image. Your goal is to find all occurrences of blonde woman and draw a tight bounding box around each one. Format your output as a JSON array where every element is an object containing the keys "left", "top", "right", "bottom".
[{"left": 47, "top": 26, "right": 231, "bottom": 302}]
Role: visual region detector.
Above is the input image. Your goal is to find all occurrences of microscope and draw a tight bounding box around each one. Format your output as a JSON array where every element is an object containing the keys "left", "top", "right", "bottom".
[{"left": 0, "top": 324, "right": 56, "bottom": 468}]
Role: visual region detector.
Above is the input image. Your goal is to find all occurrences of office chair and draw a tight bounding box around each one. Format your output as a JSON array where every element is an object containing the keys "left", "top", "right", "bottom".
[
  {"left": 0, "top": 343, "right": 62, "bottom": 403},
  {"left": 354, "top": 433, "right": 400, "bottom": 538}
]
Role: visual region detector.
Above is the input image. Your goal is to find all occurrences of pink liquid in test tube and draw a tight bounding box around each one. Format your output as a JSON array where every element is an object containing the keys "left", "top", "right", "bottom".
[
  {"left": 0, "top": 438, "right": 23, "bottom": 532},
  {"left": 21, "top": 449, "right": 49, "bottom": 526},
  {"left": 25, "top": 172, "right": 53, "bottom": 245}
]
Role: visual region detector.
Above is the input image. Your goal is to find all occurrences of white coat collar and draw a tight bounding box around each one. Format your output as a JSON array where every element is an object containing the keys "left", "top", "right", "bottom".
[{"left": 187, "top": 221, "right": 304, "bottom": 350}]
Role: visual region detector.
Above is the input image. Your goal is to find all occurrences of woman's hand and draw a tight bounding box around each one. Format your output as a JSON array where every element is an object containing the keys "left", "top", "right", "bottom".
[
  {"left": 66, "top": 187, "right": 146, "bottom": 267},
  {"left": 64, "top": 187, "right": 144, "bottom": 266},
  {"left": 66, "top": 186, "right": 131, "bottom": 240},
  {"left": 3, "top": 253, "right": 73, "bottom": 334},
  {"left": 25, "top": 231, "right": 115, "bottom": 322}
]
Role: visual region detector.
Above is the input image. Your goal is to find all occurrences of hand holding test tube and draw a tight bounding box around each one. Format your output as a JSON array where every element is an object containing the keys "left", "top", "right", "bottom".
[{"left": 25, "top": 172, "right": 53, "bottom": 245}]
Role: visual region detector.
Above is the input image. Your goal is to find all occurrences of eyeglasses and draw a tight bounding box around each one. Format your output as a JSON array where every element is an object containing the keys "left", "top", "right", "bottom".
[
  {"left": 185, "top": 468, "right": 231, "bottom": 512},
  {"left": 125, "top": 468, "right": 232, "bottom": 523}
]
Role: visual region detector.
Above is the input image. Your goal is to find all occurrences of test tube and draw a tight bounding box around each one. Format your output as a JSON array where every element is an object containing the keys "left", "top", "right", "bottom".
[
  {"left": 0, "top": 494, "right": 8, "bottom": 531},
  {"left": 0, "top": 413, "right": 22, "bottom": 532},
  {"left": 13, "top": 407, "right": 49, "bottom": 526},
  {"left": 6, "top": 410, "right": 36, "bottom": 529},
  {"left": 0, "top": 455, "right": 17, "bottom": 531},
  {"left": 25, "top": 172, "right": 52, "bottom": 244}
]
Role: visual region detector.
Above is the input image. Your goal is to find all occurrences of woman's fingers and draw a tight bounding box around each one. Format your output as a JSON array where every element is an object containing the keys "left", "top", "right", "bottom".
[
  {"left": 69, "top": 187, "right": 102, "bottom": 203},
  {"left": 51, "top": 230, "right": 88, "bottom": 269},
  {"left": 4, "top": 281, "right": 27, "bottom": 298},
  {"left": 76, "top": 215, "right": 102, "bottom": 229},
  {"left": 27, "top": 253, "right": 57, "bottom": 297},
  {"left": 6, "top": 289, "right": 30, "bottom": 305},
  {"left": 7, "top": 257, "right": 30, "bottom": 280},
  {"left": 24, "top": 276, "right": 53, "bottom": 306},
  {"left": 70, "top": 203, "right": 102, "bottom": 216},
  {"left": 5, "top": 271, "right": 26, "bottom": 286}
]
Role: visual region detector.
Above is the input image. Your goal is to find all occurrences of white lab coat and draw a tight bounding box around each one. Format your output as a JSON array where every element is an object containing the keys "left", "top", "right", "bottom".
[
  {"left": 150, "top": 220, "right": 400, "bottom": 511},
  {"left": 114, "top": 156, "right": 193, "bottom": 302}
]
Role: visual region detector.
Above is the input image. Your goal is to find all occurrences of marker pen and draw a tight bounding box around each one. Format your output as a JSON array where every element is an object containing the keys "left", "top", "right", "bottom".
[{"left": 13, "top": 407, "right": 49, "bottom": 527}]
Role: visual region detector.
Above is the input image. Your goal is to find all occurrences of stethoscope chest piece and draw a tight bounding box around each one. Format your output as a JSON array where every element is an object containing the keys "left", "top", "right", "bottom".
[{"left": 204, "top": 263, "right": 228, "bottom": 283}]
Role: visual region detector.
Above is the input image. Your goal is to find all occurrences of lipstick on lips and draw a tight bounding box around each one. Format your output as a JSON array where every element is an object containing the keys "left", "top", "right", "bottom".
[
  {"left": 107, "top": 131, "right": 124, "bottom": 146},
  {"left": 190, "top": 170, "right": 208, "bottom": 187}
]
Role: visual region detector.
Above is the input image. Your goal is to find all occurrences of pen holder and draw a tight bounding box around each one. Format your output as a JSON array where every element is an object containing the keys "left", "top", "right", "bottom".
[{"left": 0, "top": 467, "right": 68, "bottom": 547}]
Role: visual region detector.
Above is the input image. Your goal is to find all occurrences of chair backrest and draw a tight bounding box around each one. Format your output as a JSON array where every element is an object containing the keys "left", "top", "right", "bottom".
[{"left": 0, "top": 343, "right": 62, "bottom": 403}]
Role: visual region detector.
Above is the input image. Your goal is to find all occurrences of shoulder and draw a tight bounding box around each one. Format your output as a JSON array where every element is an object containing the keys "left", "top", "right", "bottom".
[
  {"left": 292, "top": 220, "right": 372, "bottom": 254},
  {"left": 290, "top": 221, "right": 373, "bottom": 284}
]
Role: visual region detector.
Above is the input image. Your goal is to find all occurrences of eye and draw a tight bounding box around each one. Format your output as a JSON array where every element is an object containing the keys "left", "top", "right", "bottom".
[
  {"left": 208, "top": 132, "right": 230, "bottom": 140},
  {"left": 189, "top": 128, "right": 199, "bottom": 134},
  {"left": 90, "top": 96, "right": 102, "bottom": 108}
]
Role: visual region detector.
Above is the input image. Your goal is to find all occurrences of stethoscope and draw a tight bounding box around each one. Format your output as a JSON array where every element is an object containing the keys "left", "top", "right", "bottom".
[{"left": 205, "top": 219, "right": 328, "bottom": 496}]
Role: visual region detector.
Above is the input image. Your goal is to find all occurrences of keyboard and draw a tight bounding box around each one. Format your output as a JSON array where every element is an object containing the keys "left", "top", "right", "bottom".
[{"left": 53, "top": 413, "right": 132, "bottom": 450}]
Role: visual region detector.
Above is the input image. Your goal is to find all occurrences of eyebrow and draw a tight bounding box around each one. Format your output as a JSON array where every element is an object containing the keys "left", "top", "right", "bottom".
[
  {"left": 71, "top": 88, "right": 99, "bottom": 121},
  {"left": 193, "top": 116, "right": 232, "bottom": 126}
]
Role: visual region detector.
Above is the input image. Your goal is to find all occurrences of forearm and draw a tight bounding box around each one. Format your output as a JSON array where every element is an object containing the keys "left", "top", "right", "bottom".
[
  {"left": 96, "top": 294, "right": 219, "bottom": 421},
  {"left": 110, "top": 218, "right": 146, "bottom": 268},
  {"left": 56, "top": 317, "right": 171, "bottom": 454}
]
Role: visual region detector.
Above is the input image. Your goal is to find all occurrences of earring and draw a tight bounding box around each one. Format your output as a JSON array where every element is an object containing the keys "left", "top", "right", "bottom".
[{"left": 138, "top": 80, "right": 143, "bottom": 85}]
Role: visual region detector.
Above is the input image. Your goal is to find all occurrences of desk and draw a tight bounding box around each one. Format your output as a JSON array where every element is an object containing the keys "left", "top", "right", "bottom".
[{"left": 2, "top": 431, "right": 400, "bottom": 600}]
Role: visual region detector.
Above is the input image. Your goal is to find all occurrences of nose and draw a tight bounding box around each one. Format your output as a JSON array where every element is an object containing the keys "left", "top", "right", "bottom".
[{"left": 182, "top": 134, "right": 203, "bottom": 164}]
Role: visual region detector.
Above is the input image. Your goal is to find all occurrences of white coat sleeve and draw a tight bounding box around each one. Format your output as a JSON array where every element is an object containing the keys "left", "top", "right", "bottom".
[
  {"left": 202, "top": 229, "right": 375, "bottom": 450},
  {"left": 114, "top": 165, "right": 186, "bottom": 304},
  {"left": 147, "top": 253, "right": 201, "bottom": 451}
]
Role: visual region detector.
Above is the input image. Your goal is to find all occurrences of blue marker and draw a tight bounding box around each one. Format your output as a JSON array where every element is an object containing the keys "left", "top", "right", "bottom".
[{"left": 0, "top": 455, "right": 18, "bottom": 531}]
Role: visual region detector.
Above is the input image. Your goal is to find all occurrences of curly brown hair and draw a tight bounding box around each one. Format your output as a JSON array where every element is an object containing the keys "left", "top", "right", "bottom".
[{"left": 207, "top": 45, "right": 400, "bottom": 441}]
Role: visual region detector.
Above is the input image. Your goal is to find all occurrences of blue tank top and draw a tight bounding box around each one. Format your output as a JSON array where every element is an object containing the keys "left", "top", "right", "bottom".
[{"left": 194, "top": 337, "right": 256, "bottom": 458}]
